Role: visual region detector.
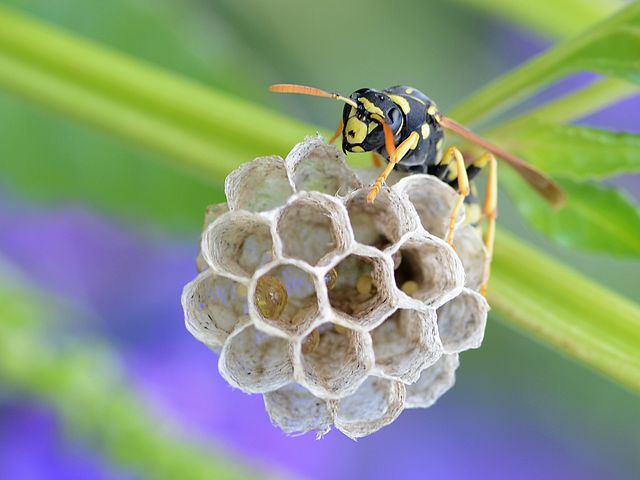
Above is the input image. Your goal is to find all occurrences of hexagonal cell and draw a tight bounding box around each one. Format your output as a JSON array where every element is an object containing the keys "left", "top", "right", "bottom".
[
  {"left": 333, "top": 376, "right": 405, "bottom": 439},
  {"left": 201, "top": 211, "right": 273, "bottom": 279},
  {"left": 196, "top": 203, "right": 229, "bottom": 273},
  {"left": 393, "top": 233, "right": 463, "bottom": 308},
  {"left": 276, "top": 192, "right": 352, "bottom": 266},
  {"left": 285, "top": 136, "right": 362, "bottom": 195},
  {"left": 218, "top": 323, "right": 293, "bottom": 393},
  {"left": 453, "top": 224, "right": 486, "bottom": 291},
  {"left": 437, "top": 288, "right": 488, "bottom": 353},
  {"left": 371, "top": 308, "right": 442, "bottom": 383},
  {"left": 264, "top": 383, "right": 333, "bottom": 437},
  {"left": 328, "top": 250, "right": 396, "bottom": 329},
  {"left": 345, "top": 187, "right": 418, "bottom": 250},
  {"left": 225, "top": 156, "right": 294, "bottom": 212},
  {"left": 296, "top": 323, "right": 374, "bottom": 399},
  {"left": 250, "top": 262, "right": 321, "bottom": 338},
  {"left": 405, "top": 354, "right": 459, "bottom": 408},
  {"left": 181, "top": 270, "right": 248, "bottom": 350},
  {"left": 393, "top": 175, "right": 463, "bottom": 239}
]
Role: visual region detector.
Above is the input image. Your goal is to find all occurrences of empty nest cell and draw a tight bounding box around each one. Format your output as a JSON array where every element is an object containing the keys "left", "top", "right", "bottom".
[
  {"left": 393, "top": 175, "right": 463, "bottom": 239},
  {"left": 196, "top": 204, "right": 229, "bottom": 273},
  {"left": 181, "top": 270, "right": 248, "bottom": 350},
  {"left": 437, "top": 288, "right": 488, "bottom": 354},
  {"left": 263, "top": 383, "right": 333, "bottom": 437},
  {"left": 371, "top": 308, "right": 441, "bottom": 383},
  {"left": 285, "top": 136, "right": 362, "bottom": 195},
  {"left": 453, "top": 224, "right": 486, "bottom": 291},
  {"left": 405, "top": 354, "right": 460, "bottom": 408},
  {"left": 202, "top": 211, "right": 273, "bottom": 279},
  {"left": 276, "top": 192, "right": 351, "bottom": 266},
  {"left": 333, "top": 376, "right": 405, "bottom": 439},
  {"left": 225, "top": 156, "right": 294, "bottom": 212},
  {"left": 219, "top": 323, "right": 293, "bottom": 393}
]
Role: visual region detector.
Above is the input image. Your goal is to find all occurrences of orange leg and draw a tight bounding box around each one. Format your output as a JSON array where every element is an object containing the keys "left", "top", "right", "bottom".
[
  {"left": 479, "top": 154, "right": 497, "bottom": 297},
  {"left": 328, "top": 119, "right": 343, "bottom": 144},
  {"left": 367, "top": 131, "right": 420, "bottom": 203},
  {"left": 371, "top": 152, "right": 383, "bottom": 168},
  {"left": 441, "top": 146, "right": 470, "bottom": 246}
]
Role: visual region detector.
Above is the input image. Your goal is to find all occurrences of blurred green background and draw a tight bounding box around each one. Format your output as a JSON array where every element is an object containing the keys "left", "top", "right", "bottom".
[{"left": 0, "top": 1, "right": 638, "bottom": 479}]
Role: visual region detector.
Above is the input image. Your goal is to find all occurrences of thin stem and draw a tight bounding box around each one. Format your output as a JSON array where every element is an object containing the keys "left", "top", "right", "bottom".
[
  {"left": 0, "top": 51, "right": 242, "bottom": 178},
  {"left": 515, "top": 77, "right": 638, "bottom": 124},
  {"left": 490, "top": 230, "right": 640, "bottom": 393},
  {"left": 485, "top": 77, "right": 639, "bottom": 143},
  {"left": 496, "top": 77, "right": 638, "bottom": 131},
  {"left": 449, "top": 2, "right": 640, "bottom": 125},
  {"left": 452, "top": 0, "right": 623, "bottom": 39},
  {"left": 0, "top": 6, "right": 317, "bottom": 171}
]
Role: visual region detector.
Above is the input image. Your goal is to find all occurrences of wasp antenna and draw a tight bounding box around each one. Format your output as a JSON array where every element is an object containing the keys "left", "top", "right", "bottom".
[
  {"left": 439, "top": 115, "right": 565, "bottom": 207},
  {"left": 269, "top": 83, "right": 358, "bottom": 108}
]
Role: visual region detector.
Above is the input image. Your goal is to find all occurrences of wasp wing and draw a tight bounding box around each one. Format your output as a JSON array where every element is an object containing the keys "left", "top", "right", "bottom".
[{"left": 439, "top": 116, "right": 565, "bottom": 207}]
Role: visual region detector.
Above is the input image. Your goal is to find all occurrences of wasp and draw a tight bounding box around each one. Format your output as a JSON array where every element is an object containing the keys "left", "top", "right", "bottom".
[{"left": 269, "top": 84, "right": 564, "bottom": 296}]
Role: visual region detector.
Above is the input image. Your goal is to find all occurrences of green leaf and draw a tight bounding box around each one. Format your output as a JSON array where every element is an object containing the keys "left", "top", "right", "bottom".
[
  {"left": 451, "top": 0, "right": 623, "bottom": 39},
  {"left": 462, "top": 77, "right": 640, "bottom": 254},
  {"left": 498, "top": 120, "right": 640, "bottom": 179},
  {"left": 0, "top": 260, "right": 269, "bottom": 480},
  {"left": 445, "top": 6, "right": 640, "bottom": 253},
  {"left": 451, "top": 1, "right": 640, "bottom": 125},
  {"left": 503, "top": 172, "right": 640, "bottom": 256}
]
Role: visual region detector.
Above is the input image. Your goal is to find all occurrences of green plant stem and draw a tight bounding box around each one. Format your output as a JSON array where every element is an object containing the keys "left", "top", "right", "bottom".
[
  {"left": 0, "top": 52, "right": 241, "bottom": 177},
  {"left": 0, "top": 6, "right": 317, "bottom": 177},
  {"left": 493, "top": 77, "right": 638, "bottom": 131},
  {"left": 449, "top": 2, "right": 640, "bottom": 126},
  {"left": 0, "top": 6, "right": 639, "bottom": 392},
  {"left": 452, "top": 0, "right": 623, "bottom": 39},
  {"left": 490, "top": 230, "right": 640, "bottom": 393},
  {"left": 518, "top": 78, "right": 637, "bottom": 124}
]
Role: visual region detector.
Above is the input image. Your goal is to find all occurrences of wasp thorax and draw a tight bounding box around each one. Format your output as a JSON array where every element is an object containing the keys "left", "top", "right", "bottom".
[
  {"left": 183, "top": 135, "right": 485, "bottom": 439},
  {"left": 255, "top": 275, "right": 288, "bottom": 319}
]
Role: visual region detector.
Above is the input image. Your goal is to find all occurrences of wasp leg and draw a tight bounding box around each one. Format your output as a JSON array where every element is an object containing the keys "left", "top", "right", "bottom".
[
  {"left": 371, "top": 152, "right": 383, "bottom": 168},
  {"left": 328, "top": 119, "right": 344, "bottom": 144},
  {"left": 368, "top": 131, "right": 420, "bottom": 203},
  {"left": 442, "top": 146, "right": 470, "bottom": 246},
  {"left": 479, "top": 154, "right": 497, "bottom": 297}
]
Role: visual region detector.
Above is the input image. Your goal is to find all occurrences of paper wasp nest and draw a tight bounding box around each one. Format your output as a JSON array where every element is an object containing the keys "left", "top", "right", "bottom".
[{"left": 182, "top": 136, "right": 488, "bottom": 439}]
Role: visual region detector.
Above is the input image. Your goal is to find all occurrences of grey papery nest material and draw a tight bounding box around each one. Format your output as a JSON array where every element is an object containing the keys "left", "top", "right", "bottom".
[{"left": 182, "top": 136, "right": 488, "bottom": 439}]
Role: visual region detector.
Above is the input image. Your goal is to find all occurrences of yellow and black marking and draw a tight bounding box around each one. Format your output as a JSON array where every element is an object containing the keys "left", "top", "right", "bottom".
[
  {"left": 268, "top": 83, "right": 565, "bottom": 296},
  {"left": 332, "top": 85, "right": 496, "bottom": 249}
]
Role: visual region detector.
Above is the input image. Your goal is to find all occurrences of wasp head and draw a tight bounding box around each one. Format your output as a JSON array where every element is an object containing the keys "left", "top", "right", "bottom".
[{"left": 341, "top": 88, "right": 402, "bottom": 154}]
